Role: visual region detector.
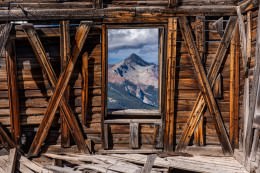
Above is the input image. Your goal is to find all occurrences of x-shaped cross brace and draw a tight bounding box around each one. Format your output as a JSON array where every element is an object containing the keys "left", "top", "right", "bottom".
[
  {"left": 22, "top": 21, "right": 92, "bottom": 157},
  {"left": 176, "top": 16, "right": 237, "bottom": 155}
]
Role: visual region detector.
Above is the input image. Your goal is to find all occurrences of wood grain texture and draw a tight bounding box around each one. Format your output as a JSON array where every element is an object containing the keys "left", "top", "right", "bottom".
[
  {"left": 164, "top": 17, "right": 177, "bottom": 151},
  {"left": 60, "top": 20, "right": 71, "bottom": 148},
  {"left": 229, "top": 25, "right": 240, "bottom": 149},
  {"left": 82, "top": 52, "right": 89, "bottom": 125},
  {"left": 194, "top": 16, "right": 205, "bottom": 146}
]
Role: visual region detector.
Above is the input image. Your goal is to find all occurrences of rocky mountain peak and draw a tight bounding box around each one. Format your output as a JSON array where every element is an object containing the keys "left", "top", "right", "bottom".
[{"left": 124, "top": 53, "right": 152, "bottom": 67}]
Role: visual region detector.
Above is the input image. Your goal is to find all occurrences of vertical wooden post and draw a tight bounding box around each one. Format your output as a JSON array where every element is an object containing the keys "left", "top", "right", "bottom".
[
  {"left": 243, "top": 11, "right": 251, "bottom": 153},
  {"left": 101, "top": 24, "right": 107, "bottom": 149},
  {"left": 5, "top": 42, "right": 20, "bottom": 145},
  {"left": 164, "top": 18, "right": 177, "bottom": 152},
  {"left": 230, "top": 25, "right": 240, "bottom": 149},
  {"left": 245, "top": 3, "right": 260, "bottom": 160},
  {"left": 82, "top": 52, "right": 89, "bottom": 125},
  {"left": 60, "top": 20, "right": 71, "bottom": 148},
  {"left": 130, "top": 122, "right": 139, "bottom": 149},
  {"left": 194, "top": 16, "right": 205, "bottom": 146}
]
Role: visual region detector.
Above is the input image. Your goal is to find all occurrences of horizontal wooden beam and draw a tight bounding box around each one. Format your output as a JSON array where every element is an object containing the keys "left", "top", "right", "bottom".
[{"left": 0, "top": 6, "right": 237, "bottom": 21}]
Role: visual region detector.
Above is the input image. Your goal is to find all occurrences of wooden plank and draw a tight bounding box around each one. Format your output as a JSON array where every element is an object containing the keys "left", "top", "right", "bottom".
[
  {"left": 6, "top": 148, "right": 17, "bottom": 173},
  {"left": 243, "top": 11, "right": 251, "bottom": 153},
  {"left": 194, "top": 16, "right": 205, "bottom": 146},
  {"left": 60, "top": 20, "right": 71, "bottom": 148},
  {"left": 130, "top": 122, "right": 139, "bottom": 149},
  {"left": 245, "top": 2, "right": 260, "bottom": 160},
  {"left": 5, "top": 42, "right": 20, "bottom": 145},
  {"left": 176, "top": 16, "right": 237, "bottom": 153},
  {"left": 101, "top": 24, "right": 107, "bottom": 150},
  {"left": 22, "top": 22, "right": 92, "bottom": 157},
  {"left": 177, "top": 16, "right": 234, "bottom": 155},
  {"left": 230, "top": 25, "right": 240, "bottom": 149},
  {"left": 236, "top": 6, "right": 248, "bottom": 73},
  {"left": 142, "top": 154, "right": 157, "bottom": 173},
  {"left": 0, "top": 6, "right": 237, "bottom": 21},
  {"left": 103, "top": 124, "right": 109, "bottom": 150},
  {"left": 164, "top": 17, "right": 177, "bottom": 152},
  {"left": 0, "top": 23, "right": 12, "bottom": 56},
  {"left": 82, "top": 52, "right": 89, "bottom": 125}
]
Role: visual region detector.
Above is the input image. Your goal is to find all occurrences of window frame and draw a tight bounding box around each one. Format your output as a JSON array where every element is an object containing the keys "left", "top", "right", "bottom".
[{"left": 102, "top": 24, "right": 166, "bottom": 118}]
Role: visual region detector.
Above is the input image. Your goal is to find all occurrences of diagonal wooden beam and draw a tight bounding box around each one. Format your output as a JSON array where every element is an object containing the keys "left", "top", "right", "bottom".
[
  {"left": 0, "top": 23, "right": 12, "bottom": 56},
  {"left": 60, "top": 20, "right": 71, "bottom": 148},
  {"left": 164, "top": 17, "right": 177, "bottom": 151},
  {"left": 0, "top": 123, "right": 15, "bottom": 149},
  {"left": 22, "top": 22, "right": 92, "bottom": 157},
  {"left": 177, "top": 16, "right": 236, "bottom": 155}
]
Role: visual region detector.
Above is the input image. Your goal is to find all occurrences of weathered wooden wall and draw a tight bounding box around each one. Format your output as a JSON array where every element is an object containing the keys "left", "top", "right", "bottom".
[{"left": 0, "top": 15, "right": 238, "bottom": 153}]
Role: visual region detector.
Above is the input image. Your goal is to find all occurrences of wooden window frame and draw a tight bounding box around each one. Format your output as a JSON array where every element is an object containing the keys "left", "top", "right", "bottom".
[{"left": 102, "top": 24, "right": 167, "bottom": 118}]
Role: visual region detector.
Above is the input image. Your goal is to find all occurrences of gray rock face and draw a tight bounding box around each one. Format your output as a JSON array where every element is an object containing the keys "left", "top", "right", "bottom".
[{"left": 107, "top": 53, "right": 159, "bottom": 110}]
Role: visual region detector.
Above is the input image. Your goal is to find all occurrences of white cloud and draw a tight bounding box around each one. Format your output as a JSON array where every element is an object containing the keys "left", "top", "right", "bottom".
[{"left": 108, "top": 28, "right": 158, "bottom": 51}]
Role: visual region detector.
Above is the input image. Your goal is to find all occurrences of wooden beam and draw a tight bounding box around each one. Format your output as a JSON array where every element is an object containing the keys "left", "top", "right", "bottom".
[
  {"left": 101, "top": 24, "right": 107, "bottom": 149},
  {"left": 194, "top": 16, "right": 205, "bottom": 146},
  {"left": 164, "top": 17, "right": 177, "bottom": 152},
  {"left": 230, "top": 25, "right": 240, "bottom": 149},
  {"left": 130, "top": 122, "right": 139, "bottom": 149},
  {"left": 22, "top": 22, "right": 92, "bottom": 157},
  {"left": 236, "top": 6, "right": 248, "bottom": 73},
  {"left": 0, "top": 24, "right": 12, "bottom": 56},
  {"left": 5, "top": 42, "right": 20, "bottom": 145},
  {"left": 0, "top": 6, "right": 237, "bottom": 21},
  {"left": 7, "top": 148, "right": 17, "bottom": 173},
  {"left": 60, "top": 20, "right": 71, "bottom": 148},
  {"left": 82, "top": 52, "right": 89, "bottom": 125},
  {"left": 0, "top": 123, "right": 15, "bottom": 148},
  {"left": 243, "top": 11, "right": 251, "bottom": 153},
  {"left": 177, "top": 16, "right": 235, "bottom": 155},
  {"left": 245, "top": 2, "right": 260, "bottom": 160}
]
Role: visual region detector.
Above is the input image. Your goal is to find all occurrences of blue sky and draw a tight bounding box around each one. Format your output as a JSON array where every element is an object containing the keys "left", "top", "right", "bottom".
[{"left": 108, "top": 28, "right": 159, "bottom": 64}]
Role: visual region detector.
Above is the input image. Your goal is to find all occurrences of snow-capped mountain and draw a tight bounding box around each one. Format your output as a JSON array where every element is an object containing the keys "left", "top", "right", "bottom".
[{"left": 107, "top": 53, "right": 159, "bottom": 110}]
